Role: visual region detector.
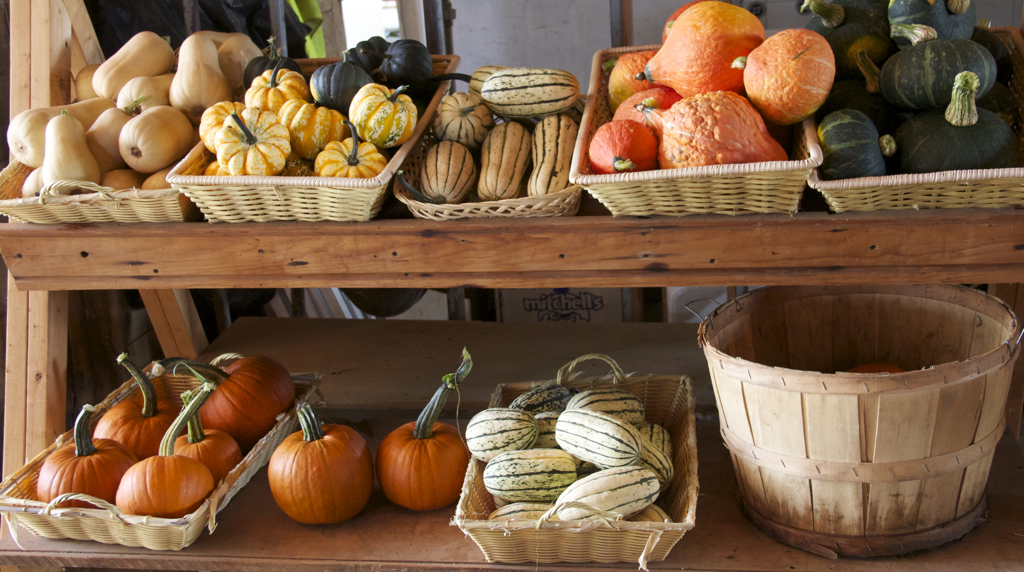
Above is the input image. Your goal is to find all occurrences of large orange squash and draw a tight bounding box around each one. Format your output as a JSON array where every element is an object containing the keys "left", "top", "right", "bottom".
[
  {"left": 737, "top": 28, "right": 836, "bottom": 125},
  {"left": 644, "top": 2, "right": 765, "bottom": 98},
  {"left": 612, "top": 87, "right": 682, "bottom": 135},
  {"left": 606, "top": 50, "right": 656, "bottom": 112},
  {"left": 662, "top": 0, "right": 715, "bottom": 43}
]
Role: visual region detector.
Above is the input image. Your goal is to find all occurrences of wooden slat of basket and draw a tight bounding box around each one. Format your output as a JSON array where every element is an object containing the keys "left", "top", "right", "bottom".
[
  {"left": 568, "top": 44, "right": 822, "bottom": 217},
  {"left": 806, "top": 27, "right": 1024, "bottom": 212}
]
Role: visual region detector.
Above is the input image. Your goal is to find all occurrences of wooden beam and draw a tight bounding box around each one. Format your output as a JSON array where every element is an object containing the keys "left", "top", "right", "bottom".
[
  {"left": 610, "top": 0, "right": 633, "bottom": 47},
  {"left": 138, "top": 289, "right": 208, "bottom": 359},
  {"left": 317, "top": 0, "right": 345, "bottom": 57},
  {"left": 269, "top": 0, "right": 288, "bottom": 57},
  {"left": 62, "top": 0, "right": 103, "bottom": 65},
  {"left": 992, "top": 283, "right": 1024, "bottom": 441}
]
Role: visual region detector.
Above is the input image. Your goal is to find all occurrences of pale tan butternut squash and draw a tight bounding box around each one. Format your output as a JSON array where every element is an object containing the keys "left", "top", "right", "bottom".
[
  {"left": 8, "top": 99, "right": 115, "bottom": 168},
  {"left": 170, "top": 35, "right": 233, "bottom": 125},
  {"left": 75, "top": 64, "right": 100, "bottom": 101},
  {"left": 21, "top": 169, "right": 43, "bottom": 198},
  {"left": 192, "top": 31, "right": 251, "bottom": 48},
  {"left": 119, "top": 106, "right": 194, "bottom": 173},
  {"left": 100, "top": 169, "right": 148, "bottom": 190},
  {"left": 217, "top": 35, "right": 263, "bottom": 99},
  {"left": 92, "top": 31, "right": 175, "bottom": 100},
  {"left": 86, "top": 97, "right": 147, "bottom": 174},
  {"left": 117, "top": 74, "right": 175, "bottom": 114},
  {"left": 41, "top": 111, "right": 101, "bottom": 188},
  {"left": 141, "top": 167, "right": 173, "bottom": 190}
]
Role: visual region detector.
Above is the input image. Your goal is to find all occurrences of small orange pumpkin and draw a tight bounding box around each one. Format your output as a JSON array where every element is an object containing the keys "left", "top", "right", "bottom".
[
  {"left": 244, "top": 59, "right": 312, "bottom": 115},
  {"left": 662, "top": 0, "right": 715, "bottom": 43},
  {"left": 314, "top": 120, "right": 388, "bottom": 178},
  {"left": 92, "top": 354, "right": 177, "bottom": 461},
  {"left": 173, "top": 387, "right": 243, "bottom": 485},
  {"left": 199, "top": 101, "right": 246, "bottom": 150},
  {"left": 589, "top": 120, "right": 659, "bottom": 174},
  {"left": 605, "top": 51, "right": 657, "bottom": 112},
  {"left": 612, "top": 87, "right": 682, "bottom": 135}
]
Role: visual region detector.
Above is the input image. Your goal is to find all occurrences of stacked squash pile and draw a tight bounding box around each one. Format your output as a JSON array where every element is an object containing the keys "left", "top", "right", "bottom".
[
  {"left": 466, "top": 383, "right": 675, "bottom": 524},
  {"left": 807, "top": 0, "right": 1019, "bottom": 179}
]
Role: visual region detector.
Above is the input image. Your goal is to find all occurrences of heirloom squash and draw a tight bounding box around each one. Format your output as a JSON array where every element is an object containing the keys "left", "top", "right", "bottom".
[
  {"left": 879, "top": 28, "right": 996, "bottom": 109},
  {"left": 75, "top": 64, "right": 100, "bottom": 101},
  {"left": 467, "top": 408, "right": 539, "bottom": 461},
  {"left": 173, "top": 385, "right": 242, "bottom": 485},
  {"left": 117, "top": 74, "right": 175, "bottom": 115},
  {"left": 243, "top": 36, "right": 303, "bottom": 88},
  {"left": 972, "top": 23, "right": 1013, "bottom": 84},
  {"left": 815, "top": 49, "right": 912, "bottom": 134},
  {"left": 8, "top": 98, "right": 115, "bottom": 168},
  {"left": 801, "top": 0, "right": 896, "bottom": 80},
  {"left": 433, "top": 92, "right": 494, "bottom": 151},
  {"left": 468, "top": 65, "right": 508, "bottom": 100},
  {"left": 888, "top": 0, "right": 975, "bottom": 48},
  {"left": 629, "top": 504, "right": 673, "bottom": 523},
  {"left": 894, "top": 71, "right": 1020, "bottom": 173},
  {"left": 199, "top": 101, "right": 247, "bottom": 150},
  {"left": 40, "top": 111, "right": 101, "bottom": 188},
  {"left": 215, "top": 110, "right": 292, "bottom": 177},
  {"left": 662, "top": 0, "right": 714, "bottom": 42},
  {"left": 817, "top": 109, "right": 890, "bottom": 179},
  {"left": 314, "top": 120, "right": 388, "bottom": 178},
  {"left": 245, "top": 60, "right": 312, "bottom": 115},
  {"left": 643, "top": 2, "right": 765, "bottom": 98},
  {"left": 612, "top": 87, "right": 682, "bottom": 134},
  {"left": 170, "top": 35, "right": 233, "bottom": 125},
  {"left": 528, "top": 115, "right": 578, "bottom": 196},
  {"left": 554, "top": 466, "right": 659, "bottom": 521},
  {"left": 277, "top": 99, "right": 349, "bottom": 161},
  {"left": 100, "top": 169, "right": 147, "bottom": 190},
  {"left": 376, "top": 349, "right": 473, "bottom": 511},
  {"left": 555, "top": 409, "right": 643, "bottom": 468},
  {"left": 92, "top": 31, "right": 175, "bottom": 100},
  {"left": 736, "top": 28, "right": 835, "bottom": 125},
  {"left": 378, "top": 39, "right": 435, "bottom": 91},
  {"left": 590, "top": 120, "right": 659, "bottom": 174},
  {"left": 567, "top": 388, "right": 646, "bottom": 425},
  {"left": 119, "top": 106, "right": 194, "bottom": 173},
  {"left": 605, "top": 51, "right": 656, "bottom": 112},
  {"left": 420, "top": 140, "right": 476, "bottom": 203},
  {"left": 310, "top": 60, "right": 374, "bottom": 114},
  {"left": 483, "top": 449, "right": 577, "bottom": 502},
  {"left": 86, "top": 97, "right": 147, "bottom": 174},
  {"left": 36, "top": 405, "right": 138, "bottom": 509},
  {"left": 480, "top": 68, "right": 579, "bottom": 119},
  {"left": 93, "top": 354, "right": 177, "bottom": 460},
  {"left": 478, "top": 121, "right": 532, "bottom": 200},
  {"left": 343, "top": 36, "right": 391, "bottom": 74},
  {"left": 348, "top": 83, "right": 418, "bottom": 149},
  {"left": 216, "top": 34, "right": 263, "bottom": 98}
]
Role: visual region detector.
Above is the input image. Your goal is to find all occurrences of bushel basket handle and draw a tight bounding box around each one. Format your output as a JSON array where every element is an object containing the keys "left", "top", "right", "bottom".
[
  {"left": 555, "top": 353, "right": 626, "bottom": 386},
  {"left": 42, "top": 493, "right": 126, "bottom": 521}
]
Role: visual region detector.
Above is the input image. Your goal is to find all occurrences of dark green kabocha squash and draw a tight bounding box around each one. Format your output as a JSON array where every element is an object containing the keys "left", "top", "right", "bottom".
[
  {"left": 888, "top": 0, "right": 975, "bottom": 49},
  {"left": 379, "top": 39, "right": 435, "bottom": 91},
  {"left": 802, "top": 0, "right": 896, "bottom": 80},
  {"left": 818, "top": 109, "right": 893, "bottom": 179},
  {"left": 243, "top": 37, "right": 303, "bottom": 87},
  {"left": 880, "top": 26, "right": 996, "bottom": 109},
  {"left": 977, "top": 82, "right": 1016, "bottom": 127},
  {"left": 816, "top": 49, "right": 912, "bottom": 134},
  {"left": 894, "top": 71, "right": 1019, "bottom": 173},
  {"left": 971, "top": 24, "right": 1013, "bottom": 84},
  {"left": 343, "top": 36, "right": 391, "bottom": 74},
  {"left": 310, "top": 61, "right": 374, "bottom": 113}
]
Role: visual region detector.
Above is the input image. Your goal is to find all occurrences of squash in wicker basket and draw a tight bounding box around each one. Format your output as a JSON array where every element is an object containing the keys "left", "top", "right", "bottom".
[
  {"left": 433, "top": 92, "right": 494, "bottom": 151},
  {"left": 199, "top": 101, "right": 247, "bottom": 151},
  {"left": 245, "top": 59, "right": 312, "bottom": 115},
  {"left": 478, "top": 121, "right": 531, "bottom": 201},
  {"left": 41, "top": 111, "right": 101, "bottom": 188},
  {"left": 215, "top": 109, "right": 291, "bottom": 177},
  {"left": 170, "top": 34, "right": 233, "bottom": 125},
  {"left": 92, "top": 31, "right": 175, "bottom": 100},
  {"left": 419, "top": 140, "right": 476, "bottom": 203},
  {"left": 118, "top": 106, "right": 194, "bottom": 174},
  {"left": 86, "top": 97, "right": 147, "bottom": 174},
  {"left": 277, "top": 99, "right": 349, "bottom": 161},
  {"left": 528, "top": 115, "right": 578, "bottom": 197},
  {"left": 174, "top": 387, "right": 242, "bottom": 485},
  {"left": 314, "top": 120, "right": 388, "bottom": 178},
  {"left": 348, "top": 83, "right": 418, "bottom": 149},
  {"left": 588, "top": 120, "right": 659, "bottom": 174}
]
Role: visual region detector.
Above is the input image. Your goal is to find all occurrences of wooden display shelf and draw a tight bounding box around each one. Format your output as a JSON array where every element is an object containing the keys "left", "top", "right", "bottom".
[{"left": 0, "top": 208, "right": 1023, "bottom": 291}]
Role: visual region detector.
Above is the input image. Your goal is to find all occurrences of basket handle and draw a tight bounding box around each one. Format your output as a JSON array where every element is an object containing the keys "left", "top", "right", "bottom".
[
  {"left": 535, "top": 500, "right": 624, "bottom": 529},
  {"left": 41, "top": 493, "right": 126, "bottom": 522},
  {"left": 556, "top": 354, "right": 626, "bottom": 386}
]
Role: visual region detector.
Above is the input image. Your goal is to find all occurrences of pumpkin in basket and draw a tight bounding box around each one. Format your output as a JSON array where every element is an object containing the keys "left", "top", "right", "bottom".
[
  {"left": 589, "top": 120, "right": 659, "bottom": 174},
  {"left": 36, "top": 405, "right": 138, "bottom": 509},
  {"left": 276, "top": 99, "right": 349, "bottom": 161},
  {"left": 376, "top": 349, "right": 472, "bottom": 511},
  {"left": 244, "top": 60, "right": 312, "bottom": 115},
  {"left": 433, "top": 91, "right": 494, "bottom": 151},
  {"left": 419, "top": 140, "right": 476, "bottom": 203},
  {"left": 215, "top": 110, "right": 291, "bottom": 176},
  {"left": 310, "top": 60, "right": 374, "bottom": 114},
  {"left": 605, "top": 50, "right": 656, "bottom": 112},
  {"left": 268, "top": 406, "right": 374, "bottom": 524},
  {"left": 199, "top": 101, "right": 246, "bottom": 151},
  {"left": 612, "top": 87, "right": 682, "bottom": 135},
  {"left": 314, "top": 120, "right": 389, "bottom": 178},
  {"left": 282, "top": 153, "right": 314, "bottom": 177},
  {"left": 93, "top": 354, "right": 176, "bottom": 461},
  {"left": 662, "top": 0, "right": 714, "bottom": 42},
  {"left": 173, "top": 387, "right": 243, "bottom": 485},
  {"left": 348, "top": 83, "right": 418, "bottom": 149}
]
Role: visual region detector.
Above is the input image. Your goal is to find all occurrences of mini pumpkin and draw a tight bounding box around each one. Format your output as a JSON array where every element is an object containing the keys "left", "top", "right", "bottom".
[
  {"left": 93, "top": 354, "right": 176, "bottom": 461},
  {"left": 314, "top": 120, "right": 388, "bottom": 178},
  {"left": 173, "top": 386, "right": 243, "bottom": 485},
  {"left": 215, "top": 109, "right": 291, "bottom": 176},
  {"left": 605, "top": 51, "right": 656, "bottom": 112},
  {"left": 281, "top": 153, "right": 314, "bottom": 176},
  {"left": 277, "top": 99, "right": 349, "bottom": 161},
  {"left": 589, "top": 120, "right": 659, "bottom": 174},
  {"left": 199, "top": 101, "right": 247, "bottom": 150},
  {"left": 244, "top": 59, "right": 312, "bottom": 115},
  {"left": 348, "top": 83, "right": 418, "bottom": 149}
]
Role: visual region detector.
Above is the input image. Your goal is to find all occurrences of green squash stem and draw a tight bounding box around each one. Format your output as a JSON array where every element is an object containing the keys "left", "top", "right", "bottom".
[
  {"left": 298, "top": 405, "right": 325, "bottom": 441},
  {"left": 269, "top": 58, "right": 285, "bottom": 88},
  {"left": 73, "top": 405, "right": 98, "bottom": 457},
  {"left": 396, "top": 170, "right": 445, "bottom": 205},
  {"left": 801, "top": 0, "right": 845, "bottom": 28},
  {"left": 229, "top": 112, "right": 258, "bottom": 146},
  {"left": 879, "top": 135, "right": 897, "bottom": 158},
  {"left": 614, "top": 159, "right": 637, "bottom": 172},
  {"left": 159, "top": 357, "right": 229, "bottom": 384},
  {"left": 633, "top": 72, "right": 647, "bottom": 81},
  {"left": 388, "top": 85, "right": 409, "bottom": 103},
  {"left": 979, "top": 18, "right": 991, "bottom": 28},
  {"left": 412, "top": 348, "right": 472, "bottom": 440},
  {"left": 265, "top": 37, "right": 283, "bottom": 61},
  {"left": 180, "top": 389, "right": 207, "bottom": 444},
  {"left": 731, "top": 57, "right": 747, "bottom": 70},
  {"left": 853, "top": 49, "right": 881, "bottom": 95},
  {"left": 117, "top": 353, "right": 161, "bottom": 419},
  {"left": 890, "top": 23, "right": 938, "bottom": 46},
  {"left": 947, "top": 0, "right": 970, "bottom": 15},
  {"left": 602, "top": 58, "right": 618, "bottom": 74},
  {"left": 158, "top": 367, "right": 216, "bottom": 457},
  {"left": 342, "top": 120, "right": 362, "bottom": 166},
  {"left": 945, "top": 71, "right": 980, "bottom": 127},
  {"left": 120, "top": 96, "right": 148, "bottom": 116},
  {"left": 430, "top": 73, "right": 473, "bottom": 83},
  {"left": 457, "top": 105, "right": 479, "bottom": 117}
]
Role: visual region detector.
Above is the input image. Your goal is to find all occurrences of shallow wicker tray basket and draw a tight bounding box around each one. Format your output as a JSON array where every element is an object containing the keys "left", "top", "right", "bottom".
[
  {"left": 454, "top": 354, "right": 698, "bottom": 570},
  {"left": 568, "top": 44, "right": 823, "bottom": 217},
  {"left": 0, "top": 362, "right": 321, "bottom": 551}
]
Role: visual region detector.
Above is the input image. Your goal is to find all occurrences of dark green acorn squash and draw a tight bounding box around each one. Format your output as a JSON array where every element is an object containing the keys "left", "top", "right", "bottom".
[
  {"left": 888, "top": 0, "right": 975, "bottom": 49},
  {"left": 344, "top": 36, "right": 391, "bottom": 74},
  {"left": 977, "top": 81, "right": 1016, "bottom": 127},
  {"left": 816, "top": 49, "right": 912, "bottom": 134},
  {"left": 243, "top": 37, "right": 303, "bottom": 87},
  {"left": 971, "top": 25, "right": 1013, "bottom": 84},
  {"left": 879, "top": 30, "right": 996, "bottom": 109},
  {"left": 379, "top": 39, "right": 435, "bottom": 91},
  {"left": 818, "top": 109, "right": 889, "bottom": 179},
  {"left": 894, "top": 71, "right": 1019, "bottom": 173},
  {"left": 802, "top": 0, "right": 896, "bottom": 80},
  {"left": 310, "top": 61, "right": 373, "bottom": 114}
]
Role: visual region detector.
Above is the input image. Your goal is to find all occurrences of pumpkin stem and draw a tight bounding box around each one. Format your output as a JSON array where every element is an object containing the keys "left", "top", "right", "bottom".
[
  {"left": 945, "top": 71, "right": 980, "bottom": 128},
  {"left": 181, "top": 389, "right": 207, "bottom": 444},
  {"left": 602, "top": 58, "right": 618, "bottom": 74},
  {"left": 269, "top": 58, "right": 286, "bottom": 89},
  {"left": 800, "top": 0, "right": 845, "bottom": 28},
  {"left": 160, "top": 357, "right": 229, "bottom": 384},
  {"left": 342, "top": 120, "right": 362, "bottom": 166},
  {"left": 879, "top": 134, "right": 897, "bottom": 158},
  {"left": 157, "top": 365, "right": 216, "bottom": 457},
  {"left": 979, "top": 18, "right": 992, "bottom": 28},
  {"left": 117, "top": 353, "right": 160, "bottom": 419},
  {"left": 731, "top": 57, "right": 748, "bottom": 70},
  {"left": 229, "top": 112, "right": 258, "bottom": 146},
  {"left": 457, "top": 105, "right": 478, "bottom": 117},
  {"left": 72, "top": 405, "right": 98, "bottom": 457},
  {"left": 853, "top": 49, "right": 881, "bottom": 95},
  {"left": 947, "top": 0, "right": 970, "bottom": 15},
  {"left": 613, "top": 158, "right": 637, "bottom": 172},
  {"left": 431, "top": 73, "right": 473, "bottom": 83},
  {"left": 120, "top": 96, "right": 148, "bottom": 116},
  {"left": 297, "top": 405, "right": 326, "bottom": 442},
  {"left": 413, "top": 348, "right": 472, "bottom": 440},
  {"left": 396, "top": 170, "right": 446, "bottom": 204},
  {"left": 890, "top": 23, "right": 938, "bottom": 46},
  {"left": 265, "top": 36, "right": 282, "bottom": 61},
  {"left": 635, "top": 103, "right": 665, "bottom": 138},
  {"left": 388, "top": 85, "right": 409, "bottom": 103}
]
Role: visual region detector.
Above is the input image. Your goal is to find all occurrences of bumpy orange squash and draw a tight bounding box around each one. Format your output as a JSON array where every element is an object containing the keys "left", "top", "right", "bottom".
[
  {"left": 737, "top": 28, "right": 836, "bottom": 125},
  {"left": 606, "top": 51, "right": 656, "bottom": 112},
  {"left": 612, "top": 87, "right": 682, "bottom": 135},
  {"left": 662, "top": 0, "right": 714, "bottom": 43},
  {"left": 588, "top": 120, "right": 659, "bottom": 174}
]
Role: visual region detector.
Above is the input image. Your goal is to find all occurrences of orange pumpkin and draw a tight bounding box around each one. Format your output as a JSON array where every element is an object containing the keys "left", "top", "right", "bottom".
[
  {"left": 173, "top": 387, "right": 243, "bottom": 485},
  {"left": 847, "top": 363, "right": 905, "bottom": 374},
  {"left": 737, "top": 29, "right": 835, "bottom": 125},
  {"left": 662, "top": 0, "right": 715, "bottom": 43},
  {"left": 376, "top": 349, "right": 472, "bottom": 511},
  {"left": 644, "top": 2, "right": 765, "bottom": 98},
  {"left": 244, "top": 60, "right": 312, "bottom": 115},
  {"left": 197, "top": 355, "right": 295, "bottom": 452},
  {"left": 588, "top": 120, "right": 659, "bottom": 174},
  {"left": 612, "top": 87, "right": 682, "bottom": 135},
  {"left": 199, "top": 101, "right": 246, "bottom": 150},
  {"left": 653, "top": 91, "right": 788, "bottom": 169},
  {"left": 92, "top": 354, "right": 177, "bottom": 461},
  {"left": 606, "top": 51, "right": 657, "bottom": 112},
  {"left": 268, "top": 406, "right": 374, "bottom": 524}
]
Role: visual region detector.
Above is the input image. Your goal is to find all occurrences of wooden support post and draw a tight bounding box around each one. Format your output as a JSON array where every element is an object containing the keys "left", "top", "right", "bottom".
[
  {"left": 139, "top": 289, "right": 209, "bottom": 360},
  {"left": 62, "top": 0, "right": 104, "bottom": 66},
  {"left": 317, "top": 0, "right": 346, "bottom": 58},
  {"left": 269, "top": 0, "right": 288, "bottom": 57},
  {"left": 992, "top": 284, "right": 1024, "bottom": 441},
  {"left": 610, "top": 0, "right": 633, "bottom": 48}
]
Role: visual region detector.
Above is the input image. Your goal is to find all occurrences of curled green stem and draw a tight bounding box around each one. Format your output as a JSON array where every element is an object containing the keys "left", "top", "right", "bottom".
[
  {"left": 945, "top": 71, "right": 980, "bottom": 127},
  {"left": 801, "top": 0, "right": 845, "bottom": 28},
  {"left": 891, "top": 23, "right": 938, "bottom": 46},
  {"left": 298, "top": 405, "right": 326, "bottom": 441},
  {"left": 118, "top": 353, "right": 159, "bottom": 418},
  {"left": 413, "top": 348, "right": 472, "bottom": 440}
]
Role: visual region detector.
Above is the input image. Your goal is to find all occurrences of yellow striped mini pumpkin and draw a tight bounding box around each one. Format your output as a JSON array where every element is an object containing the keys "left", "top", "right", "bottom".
[
  {"left": 214, "top": 109, "right": 291, "bottom": 176},
  {"left": 348, "top": 83, "right": 418, "bottom": 149},
  {"left": 198, "top": 101, "right": 246, "bottom": 151},
  {"left": 244, "top": 60, "right": 312, "bottom": 115},
  {"left": 277, "top": 99, "right": 349, "bottom": 161},
  {"left": 203, "top": 161, "right": 224, "bottom": 176},
  {"left": 314, "top": 120, "right": 388, "bottom": 178}
]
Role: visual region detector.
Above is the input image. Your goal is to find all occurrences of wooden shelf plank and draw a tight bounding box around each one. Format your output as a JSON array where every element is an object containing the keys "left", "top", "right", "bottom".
[{"left": 1, "top": 209, "right": 1022, "bottom": 290}]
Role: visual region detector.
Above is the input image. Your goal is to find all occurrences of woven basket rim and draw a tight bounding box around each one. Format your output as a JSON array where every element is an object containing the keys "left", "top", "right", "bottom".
[
  {"left": 394, "top": 181, "right": 583, "bottom": 217},
  {"left": 0, "top": 160, "right": 183, "bottom": 208}
]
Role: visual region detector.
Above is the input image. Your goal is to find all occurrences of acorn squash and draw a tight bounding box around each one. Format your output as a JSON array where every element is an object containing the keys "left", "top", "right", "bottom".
[
  {"left": 817, "top": 109, "right": 889, "bottom": 179},
  {"left": 888, "top": 0, "right": 975, "bottom": 48},
  {"left": 880, "top": 29, "right": 996, "bottom": 110},
  {"left": 801, "top": 0, "right": 895, "bottom": 81},
  {"left": 343, "top": 36, "right": 391, "bottom": 74},
  {"left": 243, "top": 37, "right": 303, "bottom": 88},
  {"left": 379, "top": 39, "right": 434, "bottom": 92},
  {"left": 310, "top": 61, "right": 374, "bottom": 114}
]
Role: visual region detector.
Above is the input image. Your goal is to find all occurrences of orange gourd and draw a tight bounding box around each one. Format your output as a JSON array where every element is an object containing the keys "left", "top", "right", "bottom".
[
  {"left": 173, "top": 387, "right": 243, "bottom": 485},
  {"left": 644, "top": 2, "right": 765, "bottom": 98},
  {"left": 277, "top": 99, "right": 349, "bottom": 161},
  {"left": 662, "top": 0, "right": 714, "bottom": 43},
  {"left": 199, "top": 101, "right": 247, "bottom": 151},
  {"left": 612, "top": 87, "right": 682, "bottom": 135},
  {"left": 244, "top": 60, "right": 312, "bottom": 115},
  {"left": 847, "top": 363, "right": 905, "bottom": 373},
  {"left": 606, "top": 51, "right": 657, "bottom": 112},
  {"left": 376, "top": 349, "right": 472, "bottom": 511},
  {"left": 315, "top": 120, "right": 388, "bottom": 178},
  {"left": 93, "top": 354, "right": 177, "bottom": 461},
  {"left": 735, "top": 29, "right": 835, "bottom": 126},
  {"left": 268, "top": 406, "right": 374, "bottom": 524},
  {"left": 652, "top": 91, "right": 788, "bottom": 169},
  {"left": 588, "top": 120, "right": 659, "bottom": 174}
]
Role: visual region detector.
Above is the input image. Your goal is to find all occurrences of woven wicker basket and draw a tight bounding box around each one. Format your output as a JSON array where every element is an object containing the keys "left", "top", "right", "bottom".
[
  {"left": 0, "top": 161, "right": 201, "bottom": 224},
  {"left": 393, "top": 132, "right": 583, "bottom": 220},
  {"left": 568, "top": 45, "right": 823, "bottom": 217},
  {"left": 454, "top": 354, "right": 698, "bottom": 571},
  {"left": 166, "top": 55, "right": 460, "bottom": 223},
  {"left": 806, "top": 27, "right": 1024, "bottom": 212},
  {"left": 0, "top": 361, "right": 321, "bottom": 551}
]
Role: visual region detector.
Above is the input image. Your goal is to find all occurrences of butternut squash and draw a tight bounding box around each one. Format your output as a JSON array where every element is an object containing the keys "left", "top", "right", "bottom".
[
  {"left": 8, "top": 99, "right": 115, "bottom": 168},
  {"left": 119, "top": 106, "right": 194, "bottom": 173},
  {"left": 41, "top": 111, "right": 101, "bottom": 188},
  {"left": 100, "top": 169, "right": 147, "bottom": 190},
  {"left": 117, "top": 74, "right": 175, "bottom": 114},
  {"left": 217, "top": 35, "right": 263, "bottom": 99},
  {"left": 75, "top": 64, "right": 100, "bottom": 101},
  {"left": 192, "top": 31, "right": 251, "bottom": 48},
  {"left": 170, "top": 35, "right": 233, "bottom": 125},
  {"left": 92, "top": 31, "right": 175, "bottom": 100},
  {"left": 86, "top": 97, "right": 147, "bottom": 174},
  {"left": 21, "top": 169, "right": 43, "bottom": 198},
  {"left": 141, "top": 167, "right": 173, "bottom": 190}
]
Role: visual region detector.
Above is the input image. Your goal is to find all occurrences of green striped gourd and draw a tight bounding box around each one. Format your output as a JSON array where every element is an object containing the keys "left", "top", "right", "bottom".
[
  {"left": 509, "top": 384, "right": 572, "bottom": 413},
  {"left": 533, "top": 411, "right": 560, "bottom": 449},
  {"left": 483, "top": 448, "right": 577, "bottom": 502},
  {"left": 477, "top": 121, "right": 532, "bottom": 201},
  {"left": 466, "top": 408, "right": 538, "bottom": 461},
  {"left": 527, "top": 114, "right": 578, "bottom": 197},
  {"left": 554, "top": 466, "right": 659, "bottom": 521},
  {"left": 637, "top": 421, "right": 672, "bottom": 460},
  {"left": 432, "top": 92, "right": 494, "bottom": 151},
  {"left": 555, "top": 408, "right": 643, "bottom": 467},
  {"left": 566, "top": 388, "right": 645, "bottom": 425},
  {"left": 480, "top": 68, "right": 580, "bottom": 119},
  {"left": 419, "top": 141, "right": 477, "bottom": 204},
  {"left": 639, "top": 436, "right": 674, "bottom": 487},
  {"left": 628, "top": 503, "right": 673, "bottom": 523},
  {"left": 488, "top": 502, "right": 554, "bottom": 521}
]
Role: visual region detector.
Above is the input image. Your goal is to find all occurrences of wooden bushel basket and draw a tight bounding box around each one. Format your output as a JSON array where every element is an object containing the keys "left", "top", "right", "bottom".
[{"left": 698, "top": 285, "right": 1021, "bottom": 558}]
